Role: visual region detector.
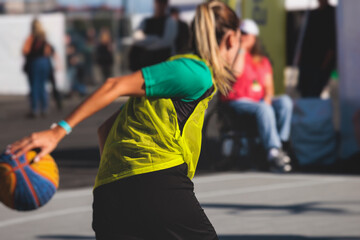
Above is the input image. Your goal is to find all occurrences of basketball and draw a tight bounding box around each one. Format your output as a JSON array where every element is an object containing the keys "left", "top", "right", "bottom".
[{"left": 0, "top": 151, "right": 59, "bottom": 211}]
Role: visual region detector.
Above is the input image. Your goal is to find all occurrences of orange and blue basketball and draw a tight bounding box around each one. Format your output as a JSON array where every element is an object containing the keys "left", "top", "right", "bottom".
[{"left": 0, "top": 151, "right": 59, "bottom": 211}]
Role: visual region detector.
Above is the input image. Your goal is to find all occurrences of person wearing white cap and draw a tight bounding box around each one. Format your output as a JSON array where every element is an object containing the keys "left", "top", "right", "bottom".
[{"left": 221, "top": 19, "right": 293, "bottom": 173}]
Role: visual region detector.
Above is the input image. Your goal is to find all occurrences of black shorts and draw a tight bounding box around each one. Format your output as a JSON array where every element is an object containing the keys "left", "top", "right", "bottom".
[{"left": 92, "top": 163, "right": 218, "bottom": 240}]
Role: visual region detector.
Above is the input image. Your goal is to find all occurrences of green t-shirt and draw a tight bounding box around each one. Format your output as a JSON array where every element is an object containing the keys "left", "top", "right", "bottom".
[{"left": 142, "top": 57, "right": 213, "bottom": 102}]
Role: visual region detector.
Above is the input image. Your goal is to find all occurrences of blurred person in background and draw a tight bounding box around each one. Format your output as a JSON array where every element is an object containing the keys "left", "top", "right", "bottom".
[
  {"left": 22, "top": 18, "right": 52, "bottom": 118},
  {"left": 95, "top": 28, "right": 114, "bottom": 83},
  {"left": 9, "top": 1, "right": 241, "bottom": 238},
  {"left": 170, "top": 7, "right": 190, "bottom": 54},
  {"left": 66, "top": 34, "right": 87, "bottom": 97},
  {"left": 48, "top": 44, "right": 63, "bottom": 111},
  {"left": 297, "top": 0, "right": 336, "bottom": 97},
  {"left": 221, "top": 19, "right": 293, "bottom": 173},
  {"left": 129, "top": 0, "right": 177, "bottom": 71},
  {"left": 83, "top": 27, "right": 96, "bottom": 85},
  {"left": 0, "top": 2, "right": 5, "bottom": 14}
]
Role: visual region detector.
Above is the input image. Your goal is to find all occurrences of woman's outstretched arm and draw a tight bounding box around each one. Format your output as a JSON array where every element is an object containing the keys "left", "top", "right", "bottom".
[{"left": 8, "top": 71, "right": 145, "bottom": 161}]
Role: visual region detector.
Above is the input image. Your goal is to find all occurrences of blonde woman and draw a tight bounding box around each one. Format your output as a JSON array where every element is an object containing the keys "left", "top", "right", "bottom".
[
  {"left": 23, "top": 18, "right": 53, "bottom": 118},
  {"left": 10, "top": 1, "right": 240, "bottom": 239}
]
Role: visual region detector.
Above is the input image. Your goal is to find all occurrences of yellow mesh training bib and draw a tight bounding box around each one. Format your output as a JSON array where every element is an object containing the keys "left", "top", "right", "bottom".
[{"left": 94, "top": 54, "right": 216, "bottom": 189}]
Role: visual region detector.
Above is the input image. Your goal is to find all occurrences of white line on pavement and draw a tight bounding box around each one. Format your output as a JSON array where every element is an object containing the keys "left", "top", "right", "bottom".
[
  {"left": 52, "top": 175, "right": 322, "bottom": 201},
  {"left": 196, "top": 178, "right": 345, "bottom": 199},
  {"left": 0, "top": 206, "right": 91, "bottom": 228},
  {"left": 193, "top": 173, "right": 348, "bottom": 184},
  {"left": 0, "top": 177, "right": 348, "bottom": 228},
  {"left": 51, "top": 174, "right": 351, "bottom": 200},
  {"left": 55, "top": 188, "right": 93, "bottom": 199}
]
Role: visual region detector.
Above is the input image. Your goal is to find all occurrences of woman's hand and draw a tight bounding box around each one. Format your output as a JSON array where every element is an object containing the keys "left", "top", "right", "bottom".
[
  {"left": 7, "top": 126, "right": 67, "bottom": 162},
  {"left": 264, "top": 96, "right": 272, "bottom": 105}
]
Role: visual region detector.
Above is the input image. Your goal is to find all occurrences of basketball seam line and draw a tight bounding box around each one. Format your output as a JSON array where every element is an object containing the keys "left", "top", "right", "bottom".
[{"left": 13, "top": 156, "right": 40, "bottom": 208}]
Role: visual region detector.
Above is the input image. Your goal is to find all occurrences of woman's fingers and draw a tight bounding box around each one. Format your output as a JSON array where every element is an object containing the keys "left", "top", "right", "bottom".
[
  {"left": 7, "top": 129, "right": 64, "bottom": 161},
  {"left": 8, "top": 136, "right": 33, "bottom": 157},
  {"left": 14, "top": 133, "right": 41, "bottom": 158},
  {"left": 8, "top": 137, "right": 29, "bottom": 151},
  {"left": 34, "top": 145, "right": 54, "bottom": 162},
  {"left": 13, "top": 143, "right": 35, "bottom": 159}
]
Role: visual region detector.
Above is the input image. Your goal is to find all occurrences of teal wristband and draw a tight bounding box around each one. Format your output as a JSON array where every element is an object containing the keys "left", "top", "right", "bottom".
[{"left": 57, "top": 120, "right": 72, "bottom": 135}]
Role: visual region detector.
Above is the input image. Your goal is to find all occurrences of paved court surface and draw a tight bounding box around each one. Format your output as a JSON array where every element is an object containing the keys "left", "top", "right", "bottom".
[
  {"left": 1, "top": 96, "right": 360, "bottom": 240},
  {"left": 1, "top": 172, "right": 360, "bottom": 240}
]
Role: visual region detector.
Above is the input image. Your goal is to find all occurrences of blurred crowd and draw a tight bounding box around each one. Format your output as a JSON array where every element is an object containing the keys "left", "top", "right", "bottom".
[
  {"left": 19, "top": 0, "right": 352, "bottom": 173},
  {"left": 65, "top": 27, "right": 114, "bottom": 97},
  {"left": 23, "top": 0, "right": 191, "bottom": 118}
]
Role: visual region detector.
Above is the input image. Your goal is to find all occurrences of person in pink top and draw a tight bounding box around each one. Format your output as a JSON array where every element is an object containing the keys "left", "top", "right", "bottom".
[{"left": 222, "top": 19, "right": 293, "bottom": 172}]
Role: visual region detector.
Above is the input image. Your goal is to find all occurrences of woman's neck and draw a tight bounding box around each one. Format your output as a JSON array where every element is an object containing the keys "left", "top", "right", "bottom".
[{"left": 251, "top": 54, "right": 262, "bottom": 63}]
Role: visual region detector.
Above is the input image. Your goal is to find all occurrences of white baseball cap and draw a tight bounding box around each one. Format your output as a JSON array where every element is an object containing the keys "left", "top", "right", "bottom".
[{"left": 240, "top": 19, "right": 259, "bottom": 36}]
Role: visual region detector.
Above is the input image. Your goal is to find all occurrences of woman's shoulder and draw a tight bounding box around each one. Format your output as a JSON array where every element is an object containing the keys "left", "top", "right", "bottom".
[
  {"left": 141, "top": 54, "right": 213, "bottom": 101},
  {"left": 170, "top": 56, "right": 212, "bottom": 84},
  {"left": 173, "top": 54, "right": 211, "bottom": 70},
  {"left": 258, "top": 56, "right": 272, "bottom": 73},
  {"left": 252, "top": 55, "right": 271, "bottom": 67}
]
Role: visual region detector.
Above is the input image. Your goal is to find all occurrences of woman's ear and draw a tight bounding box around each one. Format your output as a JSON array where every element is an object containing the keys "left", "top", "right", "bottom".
[
  {"left": 219, "top": 30, "right": 240, "bottom": 60},
  {"left": 226, "top": 32, "right": 233, "bottom": 50},
  {"left": 227, "top": 30, "right": 241, "bottom": 51},
  {"left": 226, "top": 30, "right": 240, "bottom": 50}
]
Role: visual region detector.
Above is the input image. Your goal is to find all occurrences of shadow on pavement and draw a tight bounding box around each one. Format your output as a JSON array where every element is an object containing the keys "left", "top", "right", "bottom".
[
  {"left": 37, "top": 236, "right": 95, "bottom": 240},
  {"left": 201, "top": 201, "right": 360, "bottom": 215},
  {"left": 52, "top": 147, "right": 100, "bottom": 189},
  {"left": 218, "top": 235, "right": 360, "bottom": 240},
  {"left": 36, "top": 234, "right": 360, "bottom": 240},
  {"left": 52, "top": 148, "right": 100, "bottom": 168}
]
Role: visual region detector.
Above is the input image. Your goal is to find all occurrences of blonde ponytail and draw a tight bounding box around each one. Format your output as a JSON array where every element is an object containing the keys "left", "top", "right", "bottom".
[{"left": 194, "top": 1, "right": 238, "bottom": 95}]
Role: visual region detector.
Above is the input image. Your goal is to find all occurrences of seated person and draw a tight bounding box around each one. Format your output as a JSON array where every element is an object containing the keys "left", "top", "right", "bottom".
[{"left": 221, "top": 19, "right": 293, "bottom": 172}]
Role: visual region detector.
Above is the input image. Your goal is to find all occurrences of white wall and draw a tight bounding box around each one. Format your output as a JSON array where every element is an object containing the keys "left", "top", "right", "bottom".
[
  {"left": 285, "top": 0, "right": 338, "bottom": 11},
  {"left": 0, "top": 13, "right": 67, "bottom": 95},
  {"left": 337, "top": 0, "right": 360, "bottom": 158}
]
